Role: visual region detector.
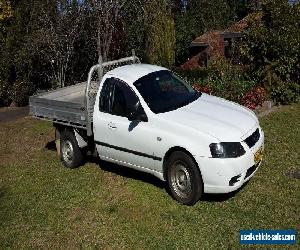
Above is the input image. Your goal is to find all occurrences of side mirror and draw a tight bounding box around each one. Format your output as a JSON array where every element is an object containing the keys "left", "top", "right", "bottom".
[{"left": 128, "top": 102, "right": 148, "bottom": 122}]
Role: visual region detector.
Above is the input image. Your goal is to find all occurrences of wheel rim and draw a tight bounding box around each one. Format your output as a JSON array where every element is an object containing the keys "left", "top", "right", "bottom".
[
  {"left": 170, "top": 160, "right": 192, "bottom": 199},
  {"left": 62, "top": 140, "right": 74, "bottom": 165}
]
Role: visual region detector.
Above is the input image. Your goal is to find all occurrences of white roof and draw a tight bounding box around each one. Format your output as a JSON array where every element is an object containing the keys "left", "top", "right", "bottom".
[{"left": 106, "top": 64, "right": 167, "bottom": 85}]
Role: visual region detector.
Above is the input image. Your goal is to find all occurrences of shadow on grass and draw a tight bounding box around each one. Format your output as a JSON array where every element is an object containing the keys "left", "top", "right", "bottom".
[
  {"left": 96, "top": 159, "right": 248, "bottom": 203},
  {"left": 0, "top": 187, "right": 11, "bottom": 223},
  {"left": 202, "top": 181, "right": 250, "bottom": 202},
  {"left": 44, "top": 140, "right": 246, "bottom": 203},
  {"left": 96, "top": 159, "right": 166, "bottom": 190},
  {"left": 45, "top": 140, "right": 56, "bottom": 151},
  {"left": 0, "top": 187, "right": 5, "bottom": 200}
]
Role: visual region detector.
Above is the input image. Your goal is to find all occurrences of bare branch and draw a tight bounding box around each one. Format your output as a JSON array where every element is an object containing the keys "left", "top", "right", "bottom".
[{"left": 31, "top": 2, "right": 84, "bottom": 87}]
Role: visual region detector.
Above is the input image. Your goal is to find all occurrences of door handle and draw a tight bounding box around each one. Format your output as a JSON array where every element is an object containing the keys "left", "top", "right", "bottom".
[{"left": 107, "top": 122, "right": 117, "bottom": 130}]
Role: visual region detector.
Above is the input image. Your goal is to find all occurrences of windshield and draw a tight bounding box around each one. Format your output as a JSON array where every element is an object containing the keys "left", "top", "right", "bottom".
[{"left": 133, "top": 70, "right": 201, "bottom": 114}]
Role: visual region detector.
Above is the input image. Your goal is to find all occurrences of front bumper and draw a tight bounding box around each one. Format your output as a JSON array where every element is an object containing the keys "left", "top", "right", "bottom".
[{"left": 196, "top": 127, "right": 264, "bottom": 194}]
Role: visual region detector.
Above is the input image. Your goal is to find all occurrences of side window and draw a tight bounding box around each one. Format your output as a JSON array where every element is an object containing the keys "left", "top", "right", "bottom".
[
  {"left": 111, "top": 80, "right": 139, "bottom": 117},
  {"left": 99, "top": 78, "right": 113, "bottom": 113}
]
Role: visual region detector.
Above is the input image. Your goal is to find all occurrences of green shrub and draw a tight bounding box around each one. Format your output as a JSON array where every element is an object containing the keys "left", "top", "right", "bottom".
[
  {"left": 260, "top": 63, "right": 300, "bottom": 104},
  {"left": 239, "top": 0, "right": 300, "bottom": 104},
  {"left": 205, "top": 58, "right": 255, "bottom": 102},
  {"left": 178, "top": 58, "right": 256, "bottom": 102},
  {"left": 210, "top": 79, "right": 254, "bottom": 103},
  {"left": 270, "top": 81, "right": 300, "bottom": 105}
]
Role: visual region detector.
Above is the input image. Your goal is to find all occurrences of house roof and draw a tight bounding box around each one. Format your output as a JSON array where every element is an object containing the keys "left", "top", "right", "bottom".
[
  {"left": 226, "top": 12, "right": 262, "bottom": 32},
  {"left": 191, "top": 31, "right": 243, "bottom": 47},
  {"left": 190, "top": 13, "right": 262, "bottom": 47},
  {"left": 191, "top": 30, "right": 219, "bottom": 47}
]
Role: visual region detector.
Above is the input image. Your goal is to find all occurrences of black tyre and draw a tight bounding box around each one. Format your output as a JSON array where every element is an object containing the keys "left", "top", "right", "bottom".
[
  {"left": 167, "top": 151, "right": 203, "bottom": 205},
  {"left": 60, "top": 130, "right": 85, "bottom": 168}
]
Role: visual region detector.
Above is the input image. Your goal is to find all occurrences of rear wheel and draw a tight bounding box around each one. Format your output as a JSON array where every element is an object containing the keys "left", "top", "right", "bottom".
[
  {"left": 60, "top": 130, "right": 85, "bottom": 168},
  {"left": 167, "top": 151, "right": 203, "bottom": 205}
]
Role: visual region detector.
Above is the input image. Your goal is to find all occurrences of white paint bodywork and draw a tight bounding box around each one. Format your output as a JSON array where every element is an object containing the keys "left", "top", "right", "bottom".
[{"left": 93, "top": 64, "right": 264, "bottom": 194}]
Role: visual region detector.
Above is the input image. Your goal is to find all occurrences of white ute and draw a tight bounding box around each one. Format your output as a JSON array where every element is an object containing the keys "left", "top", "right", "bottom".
[{"left": 30, "top": 55, "right": 264, "bottom": 205}]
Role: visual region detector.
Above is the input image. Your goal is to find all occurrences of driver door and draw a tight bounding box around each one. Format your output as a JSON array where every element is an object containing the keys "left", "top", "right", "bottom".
[{"left": 93, "top": 77, "right": 163, "bottom": 173}]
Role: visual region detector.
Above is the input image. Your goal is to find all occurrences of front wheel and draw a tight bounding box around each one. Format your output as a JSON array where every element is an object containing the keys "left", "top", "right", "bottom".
[
  {"left": 167, "top": 151, "right": 203, "bottom": 205},
  {"left": 60, "top": 130, "right": 85, "bottom": 168}
]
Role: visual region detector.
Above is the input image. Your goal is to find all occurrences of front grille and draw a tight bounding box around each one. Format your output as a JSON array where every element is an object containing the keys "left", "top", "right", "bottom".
[
  {"left": 244, "top": 128, "right": 260, "bottom": 148},
  {"left": 244, "top": 165, "right": 258, "bottom": 179}
]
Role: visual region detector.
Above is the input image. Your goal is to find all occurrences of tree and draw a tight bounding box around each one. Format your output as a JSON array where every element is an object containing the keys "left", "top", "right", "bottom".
[
  {"left": 0, "top": 0, "right": 37, "bottom": 106},
  {"left": 0, "top": 0, "right": 12, "bottom": 21},
  {"left": 144, "top": 0, "right": 175, "bottom": 67},
  {"left": 88, "top": 0, "right": 127, "bottom": 64},
  {"left": 31, "top": 0, "right": 84, "bottom": 87},
  {"left": 226, "top": 0, "right": 249, "bottom": 20},
  {"left": 122, "top": 0, "right": 146, "bottom": 60}
]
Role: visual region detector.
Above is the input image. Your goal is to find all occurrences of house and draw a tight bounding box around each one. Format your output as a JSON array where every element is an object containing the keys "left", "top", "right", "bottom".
[{"left": 181, "top": 13, "right": 261, "bottom": 70}]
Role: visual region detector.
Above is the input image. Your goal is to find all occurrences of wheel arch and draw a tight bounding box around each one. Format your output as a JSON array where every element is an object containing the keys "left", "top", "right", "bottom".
[
  {"left": 163, "top": 146, "right": 202, "bottom": 180},
  {"left": 53, "top": 123, "right": 88, "bottom": 148},
  {"left": 53, "top": 123, "right": 73, "bottom": 134}
]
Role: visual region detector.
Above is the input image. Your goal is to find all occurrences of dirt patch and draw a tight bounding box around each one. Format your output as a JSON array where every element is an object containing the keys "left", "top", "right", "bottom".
[
  {"left": 257, "top": 106, "right": 281, "bottom": 118},
  {"left": 0, "top": 106, "right": 29, "bottom": 123},
  {"left": 256, "top": 101, "right": 281, "bottom": 118},
  {"left": 0, "top": 107, "right": 20, "bottom": 113},
  {"left": 286, "top": 169, "right": 300, "bottom": 180}
]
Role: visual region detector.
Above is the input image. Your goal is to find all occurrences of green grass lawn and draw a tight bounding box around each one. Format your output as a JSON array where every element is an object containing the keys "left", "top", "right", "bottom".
[{"left": 0, "top": 104, "right": 299, "bottom": 248}]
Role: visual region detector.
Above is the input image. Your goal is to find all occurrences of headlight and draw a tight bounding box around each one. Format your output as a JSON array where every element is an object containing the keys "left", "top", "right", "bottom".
[{"left": 209, "top": 142, "right": 245, "bottom": 158}]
